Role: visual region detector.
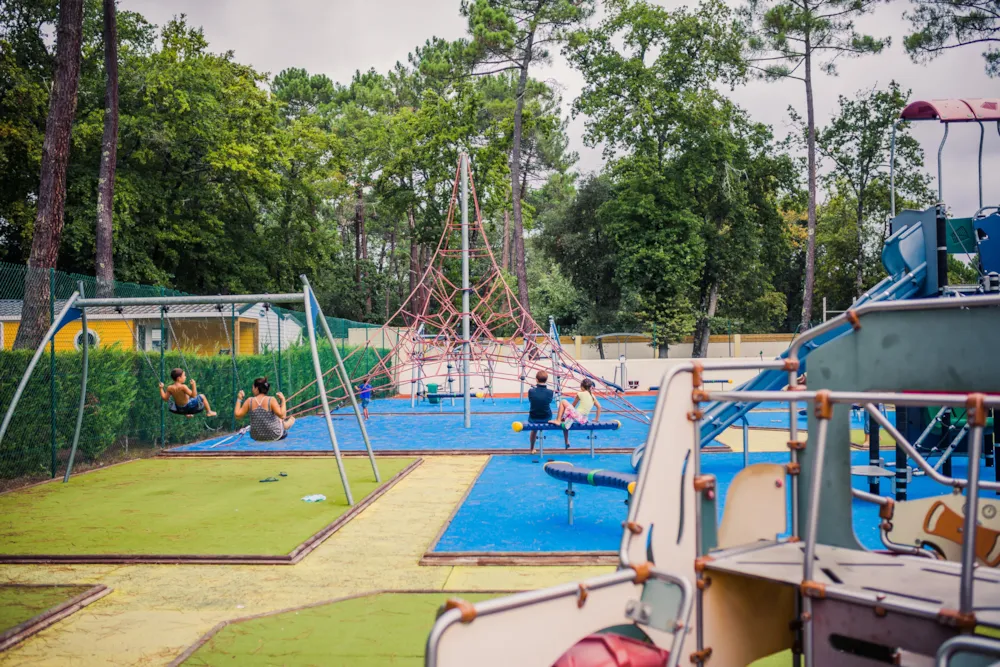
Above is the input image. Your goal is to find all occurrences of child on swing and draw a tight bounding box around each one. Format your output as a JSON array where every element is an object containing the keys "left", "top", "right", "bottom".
[
  {"left": 549, "top": 378, "right": 601, "bottom": 449},
  {"left": 159, "top": 368, "right": 217, "bottom": 417}
]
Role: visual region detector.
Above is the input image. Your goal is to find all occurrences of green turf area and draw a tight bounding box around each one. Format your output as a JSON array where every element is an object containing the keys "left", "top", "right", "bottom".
[
  {"left": 183, "top": 592, "right": 497, "bottom": 666},
  {"left": 0, "top": 457, "right": 414, "bottom": 556},
  {"left": 0, "top": 585, "right": 92, "bottom": 634}
]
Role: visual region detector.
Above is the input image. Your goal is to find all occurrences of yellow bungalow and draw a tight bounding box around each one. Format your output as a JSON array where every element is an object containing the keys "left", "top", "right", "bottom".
[{"left": 0, "top": 301, "right": 303, "bottom": 356}]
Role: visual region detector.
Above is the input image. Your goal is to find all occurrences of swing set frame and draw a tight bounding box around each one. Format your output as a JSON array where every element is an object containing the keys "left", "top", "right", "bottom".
[{"left": 0, "top": 276, "right": 379, "bottom": 506}]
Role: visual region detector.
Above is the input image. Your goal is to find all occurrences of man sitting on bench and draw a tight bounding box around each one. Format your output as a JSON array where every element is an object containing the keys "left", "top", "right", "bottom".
[{"left": 527, "top": 370, "right": 554, "bottom": 454}]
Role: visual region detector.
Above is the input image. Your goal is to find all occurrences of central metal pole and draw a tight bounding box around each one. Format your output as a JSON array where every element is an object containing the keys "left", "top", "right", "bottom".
[
  {"left": 461, "top": 153, "right": 471, "bottom": 429},
  {"left": 960, "top": 425, "right": 984, "bottom": 615}
]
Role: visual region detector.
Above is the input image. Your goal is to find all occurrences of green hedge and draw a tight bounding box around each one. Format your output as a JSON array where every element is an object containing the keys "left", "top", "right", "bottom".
[{"left": 0, "top": 341, "right": 391, "bottom": 480}]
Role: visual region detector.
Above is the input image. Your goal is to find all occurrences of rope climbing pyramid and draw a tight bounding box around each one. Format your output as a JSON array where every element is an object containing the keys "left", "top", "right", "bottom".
[{"left": 286, "top": 157, "right": 650, "bottom": 425}]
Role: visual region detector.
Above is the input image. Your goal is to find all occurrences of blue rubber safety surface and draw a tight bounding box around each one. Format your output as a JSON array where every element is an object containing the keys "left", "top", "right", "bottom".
[
  {"left": 168, "top": 397, "right": 892, "bottom": 453},
  {"left": 432, "top": 451, "right": 995, "bottom": 554}
]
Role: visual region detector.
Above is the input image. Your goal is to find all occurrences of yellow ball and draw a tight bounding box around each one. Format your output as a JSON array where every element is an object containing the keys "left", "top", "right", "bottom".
[
  {"left": 512, "top": 421, "right": 523, "bottom": 433},
  {"left": 627, "top": 481, "right": 636, "bottom": 495},
  {"left": 613, "top": 420, "right": 622, "bottom": 429},
  {"left": 475, "top": 392, "right": 484, "bottom": 399}
]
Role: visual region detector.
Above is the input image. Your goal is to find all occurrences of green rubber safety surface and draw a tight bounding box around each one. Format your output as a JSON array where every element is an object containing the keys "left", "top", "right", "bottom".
[
  {"left": 182, "top": 592, "right": 497, "bottom": 666},
  {"left": 0, "top": 457, "right": 414, "bottom": 556},
  {"left": 0, "top": 585, "right": 92, "bottom": 634}
]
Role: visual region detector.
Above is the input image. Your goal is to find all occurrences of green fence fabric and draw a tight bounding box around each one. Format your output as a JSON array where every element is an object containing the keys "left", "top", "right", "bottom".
[{"left": 0, "top": 262, "right": 389, "bottom": 490}]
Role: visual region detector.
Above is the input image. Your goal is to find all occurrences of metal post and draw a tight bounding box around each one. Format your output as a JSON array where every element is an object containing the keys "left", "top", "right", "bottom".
[
  {"left": 159, "top": 295, "right": 165, "bottom": 447},
  {"left": 276, "top": 309, "right": 282, "bottom": 394},
  {"left": 461, "top": 153, "right": 471, "bottom": 429},
  {"left": 869, "top": 405, "right": 881, "bottom": 495},
  {"left": 231, "top": 303, "right": 237, "bottom": 431},
  {"left": 567, "top": 481, "right": 574, "bottom": 525},
  {"left": 303, "top": 282, "right": 354, "bottom": 506},
  {"left": 307, "top": 277, "right": 380, "bottom": 483},
  {"left": 895, "top": 423, "right": 909, "bottom": 502},
  {"left": 0, "top": 293, "right": 80, "bottom": 450},
  {"left": 411, "top": 331, "right": 418, "bottom": 408},
  {"left": 802, "top": 414, "right": 831, "bottom": 666},
  {"left": 64, "top": 282, "right": 90, "bottom": 483},
  {"left": 741, "top": 415, "right": 749, "bottom": 469},
  {"left": 937, "top": 124, "right": 949, "bottom": 204},
  {"left": 960, "top": 425, "right": 984, "bottom": 615},
  {"left": 941, "top": 409, "right": 953, "bottom": 479},
  {"left": 787, "top": 366, "right": 802, "bottom": 667},
  {"left": 822, "top": 296, "right": 827, "bottom": 323},
  {"left": 986, "top": 408, "right": 995, "bottom": 470},
  {"left": 49, "top": 268, "right": 56, "bottom": 478},
  {"left": 977, "top": 121, "right": 984, "bottom": 210},
  {"left": 936, "top": 203, "right": 948, "bottom": 294}
]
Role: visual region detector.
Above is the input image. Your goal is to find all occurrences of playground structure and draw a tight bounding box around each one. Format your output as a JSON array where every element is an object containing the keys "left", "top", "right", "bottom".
[
  {"left": 426, "top": 99, "right": 1000, "bottom": 666},
  {"left": 276, "top": 155, "right": 649, "bottom": 429},
  {"left": 542, "top": 460, "right": 635, "bottom": 525},
  {"left": 511, "top": 420, "right": 622, "bottom": 460},
  {"left": 0, "top": 276, "right": 379, "bottom": 505}
]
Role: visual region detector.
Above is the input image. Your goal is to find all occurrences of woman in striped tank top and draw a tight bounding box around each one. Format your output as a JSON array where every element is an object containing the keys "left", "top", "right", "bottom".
[{"left": 234, "top": 377, "right": 295, "bottom": 442}]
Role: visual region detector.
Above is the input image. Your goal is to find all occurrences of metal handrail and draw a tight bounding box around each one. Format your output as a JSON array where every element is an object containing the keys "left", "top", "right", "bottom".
[
  {"left": 849, "top": 488, "right": 937, "bottom": 558},
  {"left": 425, "top": 566, "right": 694, "bottom": 667},
  {"left": 936, "top": 635, "right": 1000, "bottom": 667},
  {"left": 867, "top": 405, "right": 1000, "bottom": 491}
]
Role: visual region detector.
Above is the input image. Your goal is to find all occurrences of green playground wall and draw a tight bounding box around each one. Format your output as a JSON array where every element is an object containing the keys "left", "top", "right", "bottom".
[{"left": 0, "top": 262, "right": 390, "bottom": 489}]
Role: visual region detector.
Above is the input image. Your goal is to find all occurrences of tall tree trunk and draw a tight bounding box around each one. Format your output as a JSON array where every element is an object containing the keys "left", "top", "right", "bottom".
[
  {"left": 798, "top": 36, "right": 817, "bottom": 333},
  {"left": 13, "top": 0, "right": 85, "bottom": 350},
  {"left": 692, "top": 280, "right": 721, "bottom": 358},
  {"left": 855, "top": 193, "right": 865, "bottom": 298},
  {"left": 386, "top": 219, "right": 397, "bottom": 320},
  {"left": 95, "top": 0, "right": 119, "bottom": 298},
  {"left": 354, "top": 185, "right": 368, "bottom": 315},
  {"left": 501, "top": 209, "right": 510, "bottom": 272},
  {"left": 363, "top": 200, "right": 372, "bottom": 316},
  {"left": 509, "top": 30, "right": 535, "bottom": 321}
]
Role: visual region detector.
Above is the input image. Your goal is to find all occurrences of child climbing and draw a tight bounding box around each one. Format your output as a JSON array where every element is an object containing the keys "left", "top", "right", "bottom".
[
  {"left": 550, "top": 378, "right": 601, "bottom": 448},
  {"left": 159, "top": 369, "right": 217, "bottom": 417},
  {"left": 527, "top": 370, "right": 554, "bottom": 454},
  {"left": 357, "top": 381, "right": 373, "bottom": 420},
  {"left": 234, "top": 377, "right": 295, "bottom": 442}
]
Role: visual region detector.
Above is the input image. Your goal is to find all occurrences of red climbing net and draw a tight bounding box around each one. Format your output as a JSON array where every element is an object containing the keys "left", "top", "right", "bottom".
[{"left": 284, "top": 158, "right": 650, "bottom": 424}]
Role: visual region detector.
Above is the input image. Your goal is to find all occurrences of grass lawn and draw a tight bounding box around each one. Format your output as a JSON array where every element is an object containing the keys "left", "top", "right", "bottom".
[
  {"left": 0, "top": 457, "right": 414, "bottom": 556},
  {"left": 183, "top": 592, "right": 497, "bottom": 666},
  {"left": 0, "top": 585, "right": 93, "bottom": 635}
]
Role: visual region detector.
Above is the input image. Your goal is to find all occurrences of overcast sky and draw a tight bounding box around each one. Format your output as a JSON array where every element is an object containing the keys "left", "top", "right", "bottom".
[{"left": 122, "top": 0, "right": 999, "bottom": 216}]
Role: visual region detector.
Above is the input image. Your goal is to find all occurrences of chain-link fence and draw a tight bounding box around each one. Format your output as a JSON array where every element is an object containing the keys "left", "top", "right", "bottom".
[{"left": 0, "top": 263, "right": 390, "bottom": 490}]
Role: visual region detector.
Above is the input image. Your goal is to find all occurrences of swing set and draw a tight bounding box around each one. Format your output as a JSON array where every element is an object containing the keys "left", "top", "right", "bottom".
[{"left": 0, "top": 276, "right": 379, "bottom": 506}]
